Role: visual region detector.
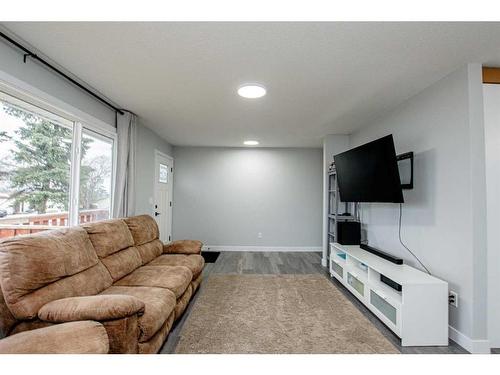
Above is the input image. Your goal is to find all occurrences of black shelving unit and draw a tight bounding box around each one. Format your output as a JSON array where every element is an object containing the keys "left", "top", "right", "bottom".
[{"left": 327, "top": 165, "right": 356, "bottom": 259}]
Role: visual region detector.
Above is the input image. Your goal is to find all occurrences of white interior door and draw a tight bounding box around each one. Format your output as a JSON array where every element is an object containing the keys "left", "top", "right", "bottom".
[{"left": 154, "top": 151, "right": 173, "bottom": 243}]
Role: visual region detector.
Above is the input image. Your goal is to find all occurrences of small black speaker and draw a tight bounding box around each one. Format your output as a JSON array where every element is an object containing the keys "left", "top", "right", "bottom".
[{"left": 337, "top": 221, "right": 361, "bottom": 245}]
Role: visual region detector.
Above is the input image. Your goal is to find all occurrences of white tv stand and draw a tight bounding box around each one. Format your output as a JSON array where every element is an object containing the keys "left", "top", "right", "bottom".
[{"left": 329, "top": 243, "right": 448, "bottom": 346}]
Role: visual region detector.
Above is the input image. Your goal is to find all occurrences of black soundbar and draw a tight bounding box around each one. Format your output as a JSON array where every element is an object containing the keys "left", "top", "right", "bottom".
[
  {"left": 360, "top": 244, "right": 403, "bottom": 265},
  {"left": 380, "top": 274, "right": 403, "bottom": 292}
]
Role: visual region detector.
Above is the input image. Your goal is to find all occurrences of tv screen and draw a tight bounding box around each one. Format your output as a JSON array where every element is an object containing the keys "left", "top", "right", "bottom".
[{"left": 333, "top": 135, "right": 404, "bottom": 203}]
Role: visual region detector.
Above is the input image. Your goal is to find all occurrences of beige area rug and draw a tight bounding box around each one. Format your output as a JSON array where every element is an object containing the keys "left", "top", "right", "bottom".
[{"left": 175, "top": 274, "right": 399, "bottom": 354}]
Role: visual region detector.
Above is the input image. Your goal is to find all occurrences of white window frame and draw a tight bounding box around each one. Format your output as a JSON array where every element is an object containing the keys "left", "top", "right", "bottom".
[{"left": 0, "top": 70, "right": 117, "bottom": 226}]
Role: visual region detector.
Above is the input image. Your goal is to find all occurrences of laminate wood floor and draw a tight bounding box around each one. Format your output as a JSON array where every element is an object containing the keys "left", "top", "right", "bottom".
[{"left": 161, "top": 251, "right": 469, "bottom": 354}]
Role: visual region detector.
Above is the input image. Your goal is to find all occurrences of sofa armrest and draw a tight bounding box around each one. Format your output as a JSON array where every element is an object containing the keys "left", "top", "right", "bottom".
[
  {"left": 0, "top": 321, "right": 109, "bottom": 354},
  {"left": 38, "top": 295, "right": 145, "bottom": 323},
  {"left": 163, "top": 240, "right": 203, "bottom": 255}
]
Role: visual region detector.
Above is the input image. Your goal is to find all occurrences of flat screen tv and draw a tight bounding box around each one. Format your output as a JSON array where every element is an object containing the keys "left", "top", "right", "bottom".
[{"left": 333, "top": 135, "right": 404, "bottom": 203}]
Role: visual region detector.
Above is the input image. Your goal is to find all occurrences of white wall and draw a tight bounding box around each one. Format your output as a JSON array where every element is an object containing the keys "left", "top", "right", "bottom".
[
  {"left": 483, "top": 84, "right": 500, "bottom": 348},
  {"left": 135, "top": 121, "right": 173, "bottom": 216},
  {"left": 349, "top": 64, "right": 488, "bottom": 351},
  {"left": 172, "top": 147, "right": 323, "bottom": 249}
]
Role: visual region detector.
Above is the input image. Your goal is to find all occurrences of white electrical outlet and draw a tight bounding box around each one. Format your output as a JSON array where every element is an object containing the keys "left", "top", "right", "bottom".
[
  {"left": 258, "top": 232, "right": 262, "bottom": 239},
  {"left": 449, "top": 291, "right": 458, "bottom": 307}
]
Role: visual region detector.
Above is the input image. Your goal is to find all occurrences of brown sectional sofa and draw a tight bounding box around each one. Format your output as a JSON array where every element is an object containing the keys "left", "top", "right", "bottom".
[{"left": 0, "top": 215, "right": 204, "bottom": 354}]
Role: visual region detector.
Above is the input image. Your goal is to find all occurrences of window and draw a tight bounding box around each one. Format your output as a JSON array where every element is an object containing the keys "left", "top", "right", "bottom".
[
  {"left": 159, "top": 163, "right": 169, "bottom": 183},
  {"left": 79, "top": 130, "right": 114, "bottom": 224},
  {"left": 0, "top": 91, "right": 116, "bottom": 238}
]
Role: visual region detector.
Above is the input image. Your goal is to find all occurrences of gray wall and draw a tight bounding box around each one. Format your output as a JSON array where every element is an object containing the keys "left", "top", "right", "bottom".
[
  {"left": 172, "top": 147, "right": 323, "bottom": 248},
  {"left": 350, "top": 64, "right": 487, "bottom": 346},
  {"left": 0, "top": 36, "right": 115, "bottom": 126},
  {"left": 135, "top": 121, "right": 173, "bottom": 216},
  {"left": 0, "top": 37, "right": 174, "bottom": 220},
  {"left": 483, "top": 84, "right": 500, "bottom": 347}
]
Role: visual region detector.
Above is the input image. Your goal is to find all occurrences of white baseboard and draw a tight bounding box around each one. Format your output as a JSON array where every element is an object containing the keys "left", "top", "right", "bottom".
[
  {"left": 202, "top": 245, "right": 322, "bottom": 252},
  {"left": 448, "top": 326, "right": 490, "bottom": 353}
]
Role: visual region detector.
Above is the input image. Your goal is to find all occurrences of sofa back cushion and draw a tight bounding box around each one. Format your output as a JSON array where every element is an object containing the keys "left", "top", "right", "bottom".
[
  {"left": 83, "top": 219, "right": 142, "bottom": 281},
  {"left": 83, "top": 219, "right": 135, "bottom": 257},
  {"left": 0, "top": 227, "right": 112, "bottom": 320},
  {"left": 124, "top": 216, "right": 163, "bottom": 264},
  {"left": 136, "top": 240, "right": 163, "bottom": 264},
  {"left": 124, "top": 215, "right": 159, "bottom": 246}
]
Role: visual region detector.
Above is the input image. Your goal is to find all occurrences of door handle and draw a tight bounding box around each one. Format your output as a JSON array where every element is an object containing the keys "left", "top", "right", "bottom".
[{"left": 155, "top": 212, "right": 161, "bottom": 217}]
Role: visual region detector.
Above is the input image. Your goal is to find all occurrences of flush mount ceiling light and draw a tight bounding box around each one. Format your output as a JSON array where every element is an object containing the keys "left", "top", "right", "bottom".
[
  {"left": 237, "top": 84, "right": 266, "bottom": 99},
  {"left": 244, "top": 140, "right": 259, "bottom": 146}
]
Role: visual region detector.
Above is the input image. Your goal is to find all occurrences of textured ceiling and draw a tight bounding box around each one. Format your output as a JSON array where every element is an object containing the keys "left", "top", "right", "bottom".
[{"left": 4, "top": 22, "right": 500, "bottom": 147}]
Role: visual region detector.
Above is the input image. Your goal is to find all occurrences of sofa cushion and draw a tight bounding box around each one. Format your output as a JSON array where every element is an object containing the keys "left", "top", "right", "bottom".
[
  {"left": 38, "top": 295, "right": 145, "bottom": 323},
  {"left": 4, "top": 263, "right": 113, "bottom": 320},
  {"left": 138, "top": 312, "right": 175, "bottom": 354},
  {"left": 0, "top": 227, "right": 112, "bottom": 319},
  {"left": 113, "top": 266, "right": 192, "bottom": 298},
  {"left": 174, "top": 284, "right": 193, "bottom": 320},
  {"left": 8, "top": 320, "right": 54, "bottom": 336},
  {"left": 0, "top": 321, "right": 109, "bottom": 354},
  {"left": 148, "top": 254, "right": 204, "bottom": 278},
  {"left": 0, "top": 227, "right": 98, "bottom": 300},
  {"left": 124, "top": 215, "right": 159, "bottom": 246},
  {"left": 136, "top": 240, "right": 163, "bottom": 264},
  {"left": 100, "top": 246, "right": 143, "bottom": 282},
  {"left": 163, "top": 240, "right": 203, "bottom": 255},
  {"left": 191, "top": 273, "right": 203, "bottom": 294},
  {"left": 83, "top": 219, "right": 135, "bottom": 257},
  {"left": 100, "top": 286, "right": 176, "bottom": 342},
  {"left": 82, "top": 219, "right": 143, "bottom": 281}
]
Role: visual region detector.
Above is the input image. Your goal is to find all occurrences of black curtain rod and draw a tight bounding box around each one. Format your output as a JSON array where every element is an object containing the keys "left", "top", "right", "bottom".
[{"left": 0, "top": 31, "right": 125, "bottom": 115}]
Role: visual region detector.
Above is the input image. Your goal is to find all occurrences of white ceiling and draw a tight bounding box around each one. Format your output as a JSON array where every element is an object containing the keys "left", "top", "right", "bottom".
[{"left": 4, "top": 22, "right": 500, "bottom": 147}]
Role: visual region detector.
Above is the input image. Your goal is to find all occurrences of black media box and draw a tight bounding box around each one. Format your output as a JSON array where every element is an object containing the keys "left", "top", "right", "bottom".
[{"left": 337, "top": 221, "right": 361, "bottom": 245}]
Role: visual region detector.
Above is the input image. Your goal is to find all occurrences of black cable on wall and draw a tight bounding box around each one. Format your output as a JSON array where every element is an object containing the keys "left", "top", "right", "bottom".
[{"left": 399, "top": 203, "right": 431, "bottom": 275}]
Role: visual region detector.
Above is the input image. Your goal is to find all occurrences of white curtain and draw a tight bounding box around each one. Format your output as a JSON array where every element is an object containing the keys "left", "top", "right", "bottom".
[{"left": 112, "top": 112, "right": 136, "bottom": 218}]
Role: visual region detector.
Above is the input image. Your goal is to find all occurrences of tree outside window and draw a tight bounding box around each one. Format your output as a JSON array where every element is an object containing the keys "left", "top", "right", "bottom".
[{"left": 0, "top": 98, "right": 113, "bottom": 233}]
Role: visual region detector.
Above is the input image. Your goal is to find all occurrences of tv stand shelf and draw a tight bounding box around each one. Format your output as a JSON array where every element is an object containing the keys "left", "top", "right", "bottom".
[{"left": 330, "top": 242, "right": 448, "bottom": 346}]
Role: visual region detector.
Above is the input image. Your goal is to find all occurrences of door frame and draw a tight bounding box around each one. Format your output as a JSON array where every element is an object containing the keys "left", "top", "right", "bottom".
[{"left": 154, "top": 150, "right": 174, "bottom": 242}]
